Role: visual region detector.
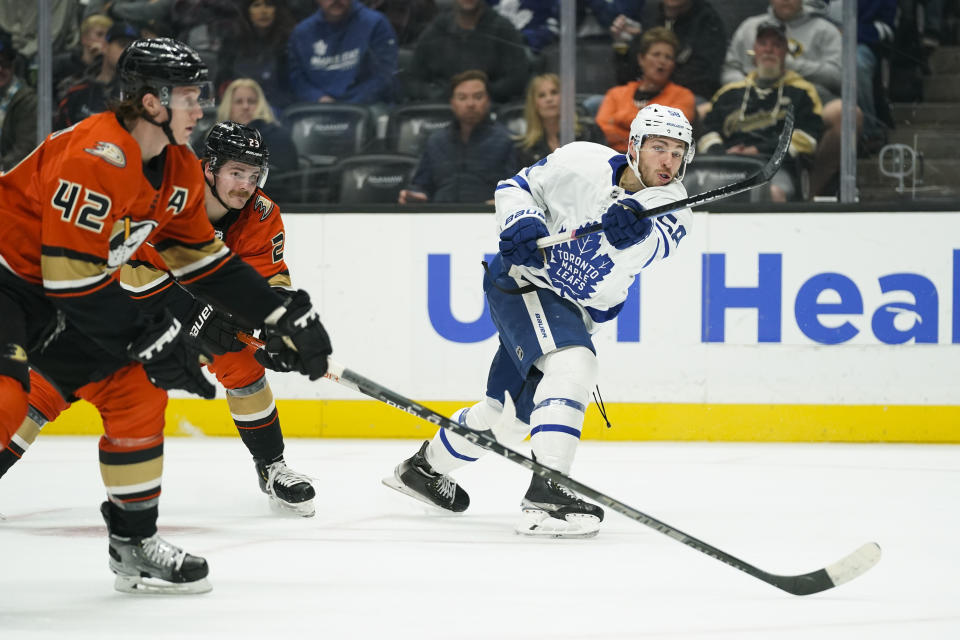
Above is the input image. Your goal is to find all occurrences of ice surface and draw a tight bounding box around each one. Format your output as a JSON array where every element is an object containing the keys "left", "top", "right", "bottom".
[{"left": 1, "top": 437, "right": 958, "bottom": 639}]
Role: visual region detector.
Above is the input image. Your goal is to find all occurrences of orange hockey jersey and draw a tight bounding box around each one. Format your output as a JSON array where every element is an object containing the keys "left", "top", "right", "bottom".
[
  {"left": 0, "top": 112, "right": 228, "bottom": 294},
  {"left": 0, "top": 112, "right": 281, "bottom": 354},
  {"left": 211, "top": 190, "right": 291, "bottom": 289},
  {"left": 119, "top": 176, "right": 291, "bottom": 306}
]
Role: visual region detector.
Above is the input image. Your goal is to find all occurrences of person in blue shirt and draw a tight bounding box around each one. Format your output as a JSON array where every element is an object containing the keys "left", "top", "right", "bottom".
[{"left": 287, "top": 0, "right": 398, "bottom": 105}]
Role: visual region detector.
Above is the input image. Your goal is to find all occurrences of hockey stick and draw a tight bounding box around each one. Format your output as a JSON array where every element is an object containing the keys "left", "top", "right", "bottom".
[
  {"left": 535, "top": 105, "right": 796, "bottom": 250},
  {"left": 238, "top": 327, "right": 880, "bottom": 596}
]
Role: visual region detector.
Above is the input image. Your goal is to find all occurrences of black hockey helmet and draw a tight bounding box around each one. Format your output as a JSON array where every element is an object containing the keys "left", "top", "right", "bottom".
[
  {"left": 204, "top": 121, "right": 270, "bottom": 188},
  {"left": 117, "top": 38, "right": 213, "bottom": 108}
]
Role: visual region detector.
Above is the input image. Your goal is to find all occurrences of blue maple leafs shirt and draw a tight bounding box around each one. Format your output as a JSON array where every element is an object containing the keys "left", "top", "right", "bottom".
[{"left": 494, "top": 141, "right": 693, "bottom": 333}]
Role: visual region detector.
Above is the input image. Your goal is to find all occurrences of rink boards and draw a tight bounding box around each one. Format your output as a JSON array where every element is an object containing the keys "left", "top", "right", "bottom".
[{"left": 49, "top": 211, "right": 960, "bottom": 442}]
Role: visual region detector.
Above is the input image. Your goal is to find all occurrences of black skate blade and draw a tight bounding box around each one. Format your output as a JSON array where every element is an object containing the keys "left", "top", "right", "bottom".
[{"left": 381, "top": 475, "right": 462, "bottom": 515}]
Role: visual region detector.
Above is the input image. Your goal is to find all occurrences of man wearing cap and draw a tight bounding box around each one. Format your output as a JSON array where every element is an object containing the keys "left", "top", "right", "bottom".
[
  {"left": 722, "top": 0, "right": 840, "bottom": 96},
  {"left": 700, "top": 20, "right": 823, "bottom": 202},
  {"left": 54, "top": 22, "right": 141, "bottom": 130},
  {"left": 720, "top": 0, "right": 854, "bottom": 197},
  {"left": 0, "top": 31, "right": 37, "bottom": 170}
]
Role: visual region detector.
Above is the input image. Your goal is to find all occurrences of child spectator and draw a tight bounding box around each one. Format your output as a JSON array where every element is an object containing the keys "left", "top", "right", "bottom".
[{"left": 54, "top": 22, "right": 139, "bottom": 130}]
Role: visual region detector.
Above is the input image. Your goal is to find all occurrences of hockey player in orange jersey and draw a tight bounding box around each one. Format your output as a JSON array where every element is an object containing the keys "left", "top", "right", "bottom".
[
  {"left": 0, "top": 39, "right": 333, "bottom": 595},
  {"left": 4, "top": 122, "right": 318, "bottom": 518}
]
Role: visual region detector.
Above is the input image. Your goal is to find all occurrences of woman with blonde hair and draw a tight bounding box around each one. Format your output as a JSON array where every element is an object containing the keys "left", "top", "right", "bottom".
[
  {"left": 218, "top": 78, "right": 297, "bottom": 172},
  {"left": 515, "top": 73, "right": 600, "bottom": 167},
  {"left": 595, "top": 26, "right": 696, "bottom": 152}
]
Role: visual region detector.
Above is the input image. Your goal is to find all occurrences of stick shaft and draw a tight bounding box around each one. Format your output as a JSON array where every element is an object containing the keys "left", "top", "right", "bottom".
[{"left": 320, "top": 356, "right": 871, "bottom": 596}]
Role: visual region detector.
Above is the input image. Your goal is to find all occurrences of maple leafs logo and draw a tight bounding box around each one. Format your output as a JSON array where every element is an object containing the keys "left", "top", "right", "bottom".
[{"left": 546, "top": 225, "right": 614, "bottom": 301}]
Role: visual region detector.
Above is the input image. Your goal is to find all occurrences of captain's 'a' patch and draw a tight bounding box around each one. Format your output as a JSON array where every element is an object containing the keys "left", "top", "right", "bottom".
[
  {"left": 254, "top": 194, "right": 274, "bottom": 221},
  {"left": 84, "top": 142, "right": 126, "bottom": 168}
]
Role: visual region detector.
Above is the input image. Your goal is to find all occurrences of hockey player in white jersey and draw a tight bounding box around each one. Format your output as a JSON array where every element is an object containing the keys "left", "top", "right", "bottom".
[{"left": 384, "top": 104, "right": 695, "bottom": 538}]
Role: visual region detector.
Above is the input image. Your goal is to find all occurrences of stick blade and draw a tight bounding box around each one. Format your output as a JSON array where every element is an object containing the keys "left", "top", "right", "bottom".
[
  {"left": 826, "top": 541, "right": 882, "bottom": 588},
  {"left": 771, "top": 542, "right": 882, "bottom": 596}
]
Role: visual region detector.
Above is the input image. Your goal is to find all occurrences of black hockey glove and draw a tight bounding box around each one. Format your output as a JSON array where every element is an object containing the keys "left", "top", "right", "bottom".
[
  {"left": 187, "top": 302, "right": 247, "bottom": 356},
  {"left": 602, "top": 197, "right": 653, "bottom": 250},
  {"left": 262, "top": 289, "right": 331, "bottom": 380},
  {"left": 127, "top": 311, "right": 216, "bottom": 399},
  {"left": 254, "top": 337, "right": 307, "bottom": 374}
]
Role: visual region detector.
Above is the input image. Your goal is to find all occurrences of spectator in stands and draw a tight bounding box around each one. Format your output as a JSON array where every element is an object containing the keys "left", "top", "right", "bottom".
[
  {"left": 0, "top": 32, "right": 36, "bottom": 170},
  {"left": 700, "top": 21, "right": 823, "bottom": 202},
  {"left": 53, "top": 13, "right": 112, "bottom": 101},
  {"left": 217, "top": 78, "right": 299, "bottom": 173},
  {"left": 609, "top": 10, "right": 643, "bottom": 50},
  {"left": 723, "top": 0, "right": 854, "bottom": 196},
  {"left": 217, "top": 0, "right": 296, "bottom": 110},
  {"left": 174, "top": 0, "right": 247, "bottom": 83},
  {"left": 488, "top": 0, "right": 559, "bottom": 54},
  {"left": 54, "top": 22, "right": 140, "bottom": 131},
  {"left": 83, "top": 0, "right": 176, "bottom": 38},
  {"left": 595, "top": 27, "right": 695, "bottom": 152},
  {"left": 635, "top": 0, "right": 726, "bottom": 113},
  {"left": 287, "top": 0, "right": 398, "bottom": 105},
  {"left": 724, "top": 0, "right": 841, "bottom": 96},
  {"left": 399, "top": 69, "right": 517, "bottom": 203},
  {"left": 0, "top": 1, "right": 79, "bottom": 63},
  {"left": 514, "top": 73, "right": 602, "bottom": 166},
  {"left": 405, "top": 0, "right": 531, "bottom": 104},
  {"left": 364, "top": 0, "right": 438, "bottom": 46},
  {"left": 576, "top": 0, "right": 644, "bottom": 40}
]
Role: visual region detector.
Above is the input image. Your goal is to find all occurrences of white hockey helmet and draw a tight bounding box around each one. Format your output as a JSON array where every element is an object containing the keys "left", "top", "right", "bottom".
[{"left": 627, "top": 104, "right": 695, "bottom": 183}]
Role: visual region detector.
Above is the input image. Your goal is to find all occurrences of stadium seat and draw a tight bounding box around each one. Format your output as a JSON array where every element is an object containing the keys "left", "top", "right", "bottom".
[
  {"left": 283, "top": 104, "right": 375, "bottom": 166},
  {"left": 384, "top": 103, "right": 453, "bottom": 156},
  {"left": 268, "top": 159, "right": 337, "bottom": 205},
  {"left": 681, "top": 155, "right": 773, "bottom": 203},
  {"left": 333, "top": 153, "right": 420, "bottom": 204}
]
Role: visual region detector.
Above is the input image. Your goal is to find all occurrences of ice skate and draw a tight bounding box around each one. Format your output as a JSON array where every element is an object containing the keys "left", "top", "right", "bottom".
[
  {"left": 382, "top": 441, "right": 469, "bottom": 513},
  {"left": 516, "top": 472, "right": 604, "bottom": 538},
  {"left": 256, "top": 458, "right": 316, "bottom": 517},
  {"left": 108, "top": 532, "right": 211, "bottom": 594}
]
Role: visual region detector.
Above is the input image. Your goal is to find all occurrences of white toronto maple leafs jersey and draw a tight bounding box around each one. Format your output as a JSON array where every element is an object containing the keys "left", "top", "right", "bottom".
[{"left": 494, "top": 141, "right": 693, "bottom": 332}]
